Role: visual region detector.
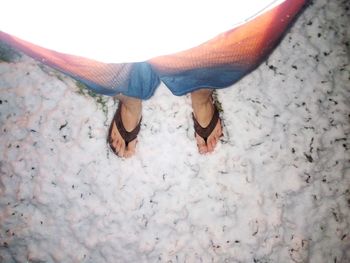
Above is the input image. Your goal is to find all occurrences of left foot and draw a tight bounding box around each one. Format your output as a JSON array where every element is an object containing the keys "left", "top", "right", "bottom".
[{"left": 108, "top": 103, "right": 142, "bottom": 158}]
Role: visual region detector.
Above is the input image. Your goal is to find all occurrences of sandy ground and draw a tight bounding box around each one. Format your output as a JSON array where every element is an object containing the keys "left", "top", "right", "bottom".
[{"left": 0, "top": 0, "right": 349, "bottom": 262}]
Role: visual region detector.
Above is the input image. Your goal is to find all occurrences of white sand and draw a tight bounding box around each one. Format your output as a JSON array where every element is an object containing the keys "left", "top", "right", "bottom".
[{"left": 0, "top": 0, "right": 349, "bottom": 262}]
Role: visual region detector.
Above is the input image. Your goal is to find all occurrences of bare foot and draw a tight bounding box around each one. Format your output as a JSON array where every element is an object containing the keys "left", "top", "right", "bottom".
[
  {"left": 109, "top": 103, "right": 141, "bottom": 158},
  {"left": 193, "top": 100, "right": 222, "bottom": 154}
]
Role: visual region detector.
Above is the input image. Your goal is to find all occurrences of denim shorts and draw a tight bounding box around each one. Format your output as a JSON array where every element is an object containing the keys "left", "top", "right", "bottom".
[{"left": 0, "top": 0, "right": 306, "bottom": 100}]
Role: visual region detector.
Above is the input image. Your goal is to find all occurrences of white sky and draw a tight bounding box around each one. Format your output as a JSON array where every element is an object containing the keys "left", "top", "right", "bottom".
[{"left": 1, "top": 0, "right": 285, "bottom": 62}]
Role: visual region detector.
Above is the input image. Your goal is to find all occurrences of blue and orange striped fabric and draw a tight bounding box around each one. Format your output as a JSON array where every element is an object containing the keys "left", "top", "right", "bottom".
[{"left": 0, "top": 0, "right": 307, "bottom": 99}]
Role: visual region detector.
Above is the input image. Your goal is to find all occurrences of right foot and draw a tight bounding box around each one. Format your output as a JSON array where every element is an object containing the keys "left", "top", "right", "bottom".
[{"left": 192, "top": 99, "right": 222, "bottom": 154}]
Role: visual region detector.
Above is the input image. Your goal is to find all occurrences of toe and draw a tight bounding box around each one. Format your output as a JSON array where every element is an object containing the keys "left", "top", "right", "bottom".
[
  {"left": 117, "top": 144, "right": 125, "bottom": 157},
  {"left": 196, "top": 134, "right": 208, "bottom": 154},
  {"left": 207, "top": 137, "right": 216, "bottom": 153},
  {"left": 110, "top": 122, "right": 128, "bottom": 157},
  {"left": 114, "top": 140, "right": 125, "bottom": 157},
  {"left": 206, "top": 122, "right": 221, "bottom": 153},
  {"left": 124, "top": 139, "right": 137, "bottom": 158},
  {"left": 216, "top": 122, "right": 223, "bottom": 137},
  {"left": 215, "top": 129, "right": 222, "bottom": 142},
  {"left": 115, "top": 139, "right": 122, "bottom": 151}
]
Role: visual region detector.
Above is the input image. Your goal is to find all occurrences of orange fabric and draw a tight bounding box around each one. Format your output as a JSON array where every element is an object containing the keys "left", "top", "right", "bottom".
[
  {"left": 0, "top": 32, "right": 132, "bottom": 89},
  {"left": 149, "top": 0, "right": 306, "bottom": 73}
]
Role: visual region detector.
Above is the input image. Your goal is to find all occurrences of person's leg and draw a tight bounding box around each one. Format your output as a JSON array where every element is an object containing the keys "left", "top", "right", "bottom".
[
  {"left": 191, "top": 89, "right": 222, "bottom": 154},
  {"left": 109, "top": 94, "right": 142, "bottom": 158}
]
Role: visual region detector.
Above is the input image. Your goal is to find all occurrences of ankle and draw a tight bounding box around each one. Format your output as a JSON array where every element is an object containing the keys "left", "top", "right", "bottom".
[
  {"left": 192, "top": 95, "right": 214, "bottom": 113},
  {"left": 191, "top": 89, "right": 213, "bottom": 110},
  {"left": 192, "top": 103, "right": 214, "bottom": 129},
  {"left": 192, "top": 97, "right": 212, "bottom": 109},
  {"left": 121, "top": 101, "right": 142, "bottom": 117}
]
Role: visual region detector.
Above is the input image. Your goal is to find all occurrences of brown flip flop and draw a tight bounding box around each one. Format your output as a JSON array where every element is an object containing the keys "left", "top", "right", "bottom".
[
  {"left": 192, "top": 104, "right": 221, "bottom": 144},
  {"left": 107, "top": 103, "right": 142, "bottom": 156}
]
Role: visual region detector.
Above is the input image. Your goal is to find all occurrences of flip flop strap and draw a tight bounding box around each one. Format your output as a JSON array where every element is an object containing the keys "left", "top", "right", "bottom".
[
  {"left": 192, "top": 105, "right": 219, "bottom": 142},
  {"left": 114, "top": 105, "right": 141, "bottom": 144}
]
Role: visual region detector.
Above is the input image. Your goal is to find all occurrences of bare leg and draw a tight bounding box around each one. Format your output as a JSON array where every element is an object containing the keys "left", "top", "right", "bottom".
[
  {"left": 191, "top": 89, "right": 222, "bottom": 154},
  {"left": 109, "top": 94, "right": 142, "bottom": 158}
]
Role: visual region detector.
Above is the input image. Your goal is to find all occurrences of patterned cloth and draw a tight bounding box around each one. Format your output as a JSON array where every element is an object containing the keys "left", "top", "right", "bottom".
[{"left": 0, "top": 0, "right": 307, "bottom": 99}]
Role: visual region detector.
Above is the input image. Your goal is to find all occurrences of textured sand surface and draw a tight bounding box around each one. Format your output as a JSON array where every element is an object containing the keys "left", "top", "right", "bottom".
[{"left": 0, "top": 0, "right": 349, "bottom": 262}]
